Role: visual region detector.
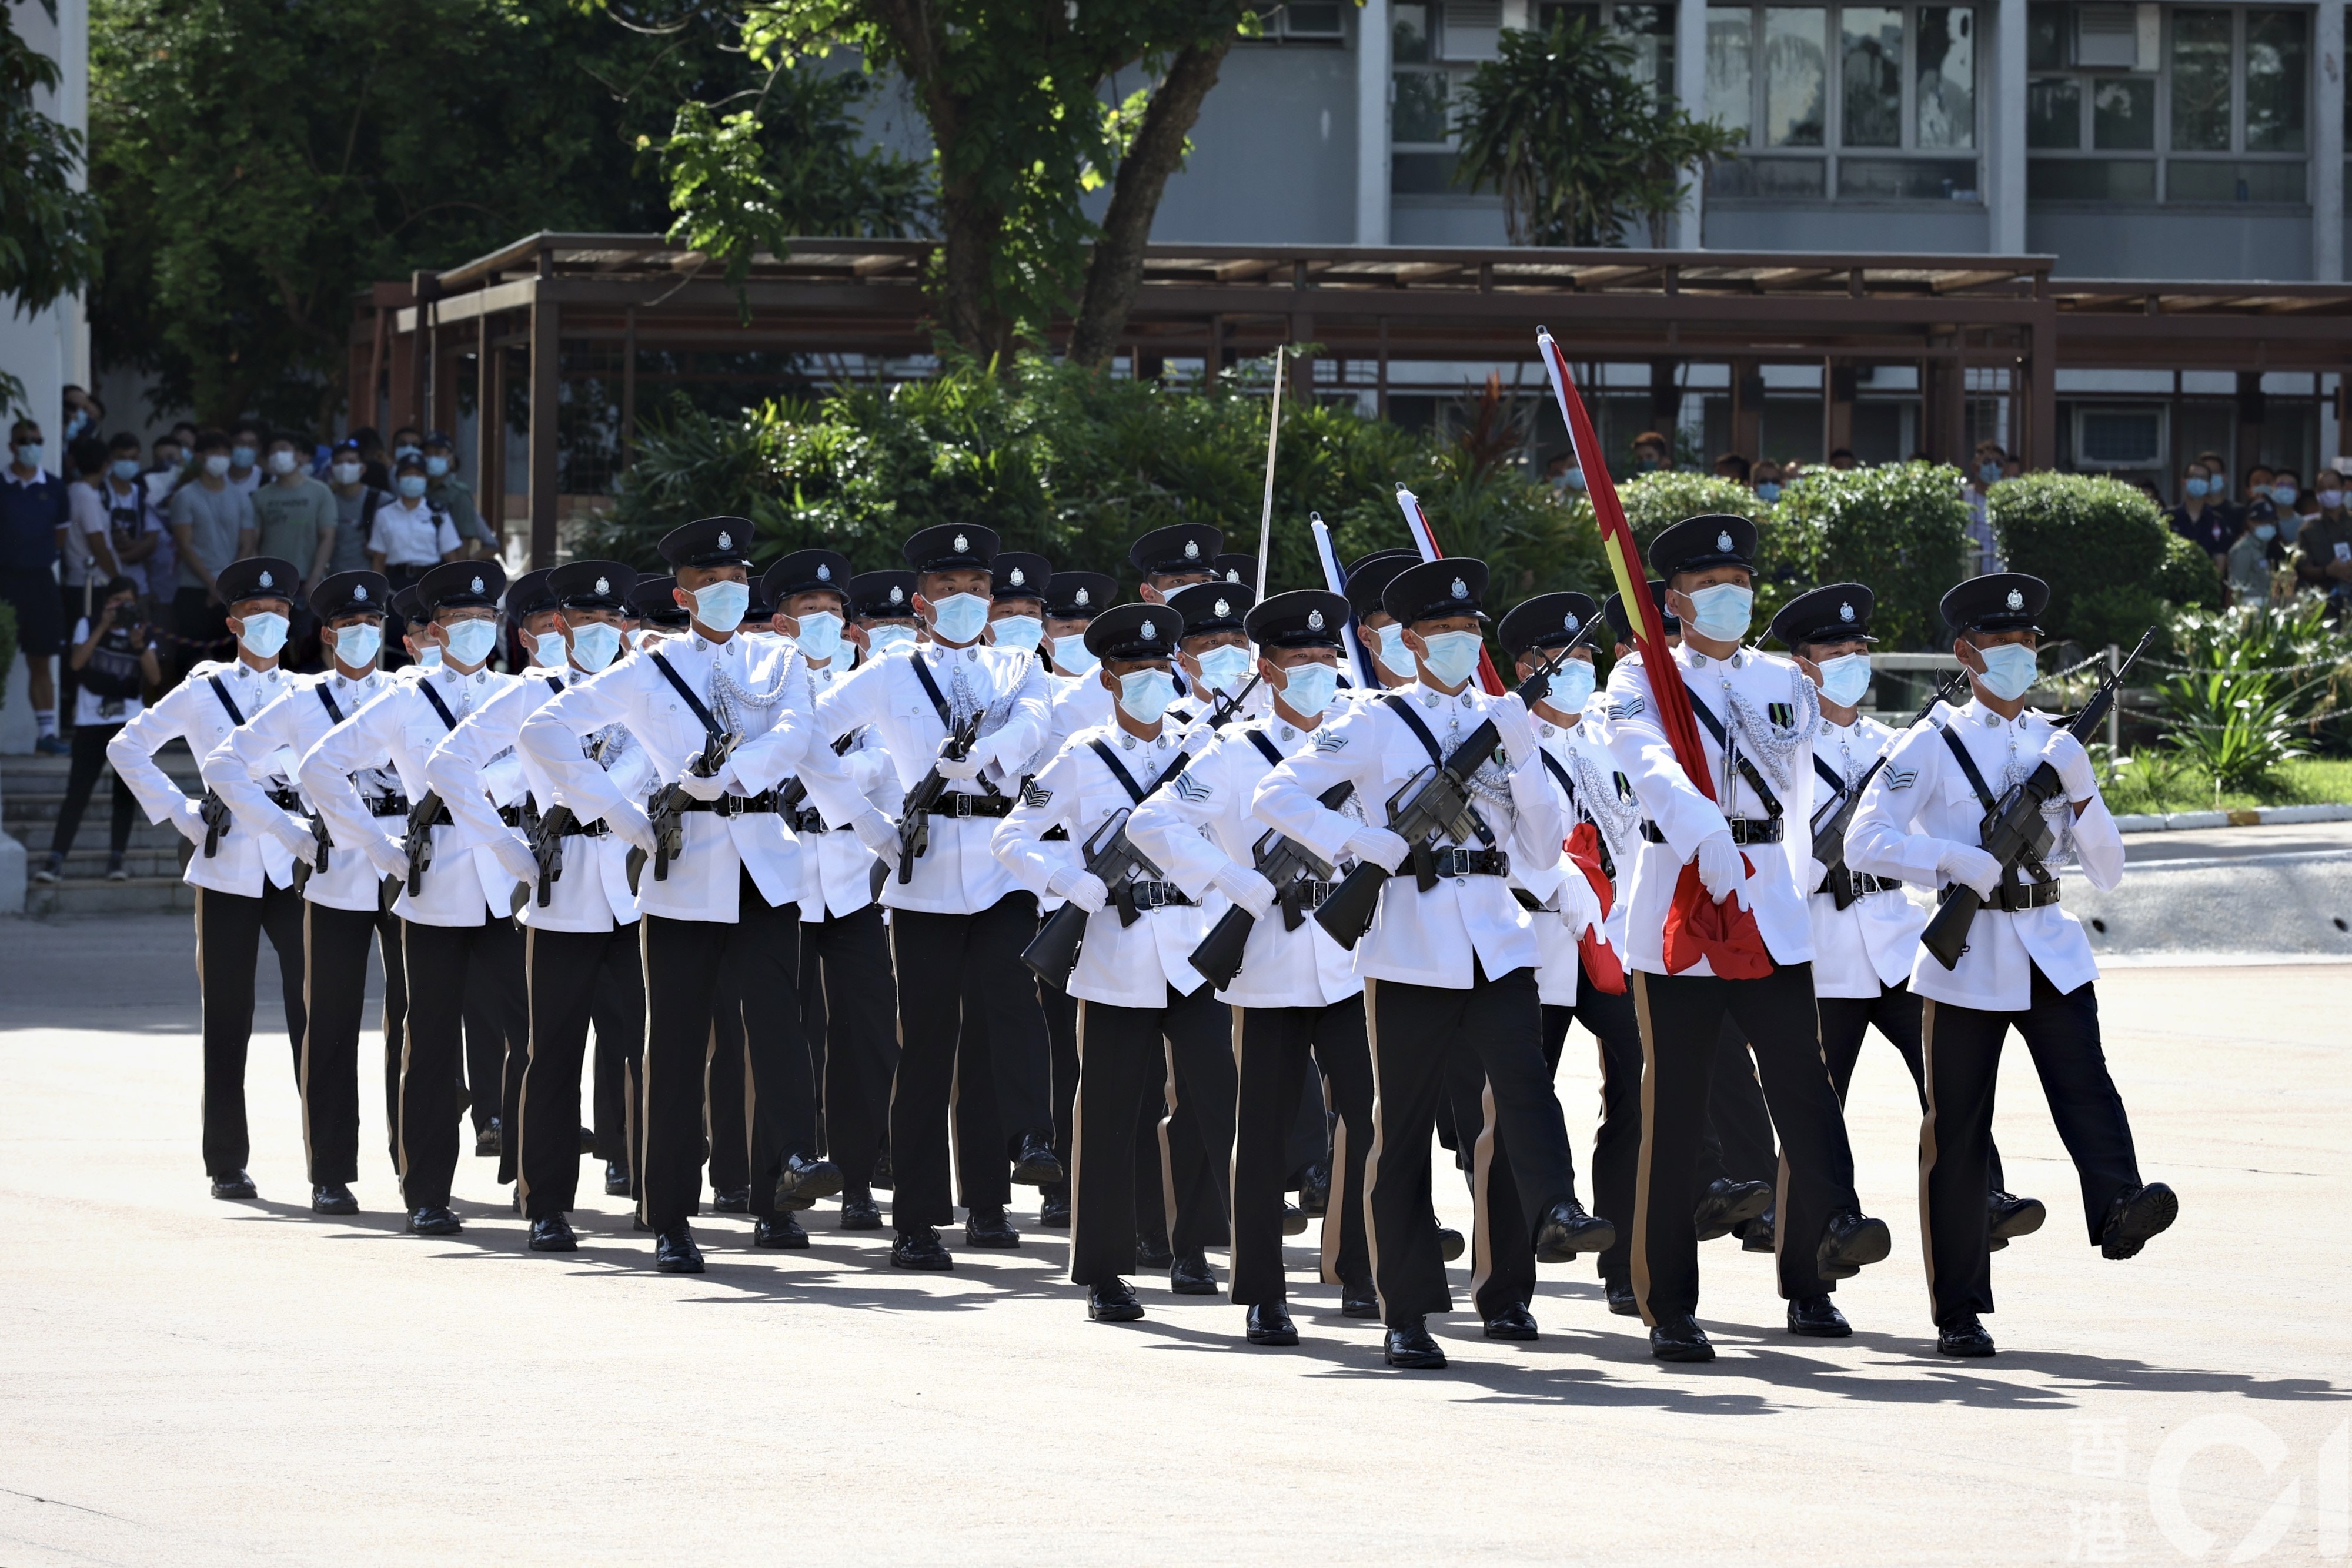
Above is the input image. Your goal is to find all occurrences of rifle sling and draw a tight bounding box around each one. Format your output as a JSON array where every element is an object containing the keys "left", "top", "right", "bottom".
[
  {"left": 1940, "top": 726, "right": 2053, "bottom": 886},
  {"left": 1087, "top": 737, "right": 1188, "bottom": 806},
  {"left": 416, "top": 680, "right": 460, "bottom": 733},
  {"left": 205, "top": 674, "right": 246, "bottom": 727},
  {"left": 647, "top": 651, "right": 722, "bottom": 738},
  {"left": 1381, "top": 696, "right": 1496, "bottom": 848},
  {"left": 1538, "top": 748, "right": 1614, "bottom": 879},
  {"left": 1685, "top": 692, "right": 1783, "bottom": 821}
]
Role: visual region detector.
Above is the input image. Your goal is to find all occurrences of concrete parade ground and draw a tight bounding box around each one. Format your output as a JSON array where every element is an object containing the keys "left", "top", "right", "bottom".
[{"left": 1, "top": 913, "right": 2347, "bottom": 1566}]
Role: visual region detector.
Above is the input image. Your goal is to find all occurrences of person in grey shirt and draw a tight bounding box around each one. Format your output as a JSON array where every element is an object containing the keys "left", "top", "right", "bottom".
[
  {"left": 167, "top": 429, "right": 257, "bottom": 677},
  {"left": 421, "top": 430, "right": 496, "bottom": 558},
  {"left": 324, "top": 437, "right": 382, "bottom": 574}
]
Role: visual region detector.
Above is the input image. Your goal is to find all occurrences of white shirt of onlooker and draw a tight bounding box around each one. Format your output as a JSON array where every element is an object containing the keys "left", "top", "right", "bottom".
[
  {"left": 62, "top": 477, "right": 113, "bottom": 589},
  {"left": 368, "top": 494, "right": 459, "bottom": 570}
]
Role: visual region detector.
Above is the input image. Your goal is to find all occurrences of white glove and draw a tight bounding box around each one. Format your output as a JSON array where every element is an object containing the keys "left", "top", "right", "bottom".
[
  {"left": 933, "top": 735, "right": 988, "bottom": 781},
  {"left": 2042, "top": 731, "right": 2097, "bottom": 802},
  {"left": 270, "top": 811, "right": 316, "bottom": 863},
  {"left": 489, "top": 833, "right": 539, "bottom": 888},
  {"left": 1557, "top": 868, "right": 1604, "bottom": 937},
  {"left": 1212, "top": 864, "right": 1278, "bottom": 920},
  {"left": 171, "top": 795, "right": 209, "bottom": 848},
  {"left": 365, "top": 831, "right": 410, "bottom": 882},
  {"left": 606, "top": 799, "right": 658, "bottom": 860},
  {"left": 1047, "top": 867, "right": 1110, "bottom": 914},
  {"left": 1693, "top": 831, "right": 1746, "bottom": 904},
  {"left": 1344, "top": 825, "right": 1411, "bottom": 874},
  {"left": 1938, "top": 842, "right": 2005, "bottom": 901},
  {"left": 851, "top": 810, "right": 900, "bottom": 864},
  {"left": 1491, "top": 703, "right": 1539, "bottom": 767},
  {"left": 674, "top": 764, "right": 730, "bottom": 802}
]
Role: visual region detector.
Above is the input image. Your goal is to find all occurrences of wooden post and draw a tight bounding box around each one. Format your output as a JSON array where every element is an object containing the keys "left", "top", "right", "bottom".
[
  {"left": 1730, "top": 356, "right": 1763, "bottom": 460},
  {"left": 485, "top": 334, "right": 507, "bottom": 553},
  {"left": 1376, "top": 316, "right": 1389, "bottom": 421},
  {"left": 527, "top": 283, "right": 560, "bottom": 570},
  {"left": 1825, "top": 359, "right": 1856, "bottom": 457},
  {"left": 621, "top": 305, "right": 639, "bottom": 468},
  {"left": 1288, "top": 311, "right": 1314, "bottom": 403},
  {"left": 1205, "top": 314, "right": 1224, "bottom": 386},
  {"left": 475, "top": 309, "right": 498, "bottom": 554}
]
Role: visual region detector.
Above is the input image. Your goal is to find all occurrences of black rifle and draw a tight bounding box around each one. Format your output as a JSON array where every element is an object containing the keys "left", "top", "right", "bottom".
[
  {"left": 1020, "top": 807, "right": 1167, "bottom": 987},
  {"left": 777, "top": 729, "right": 861, "bottom": 823},
  {"left": 402, "top": 790, "right": 441, "bottom": 897},
  {"left": 1811, "top": 672, "right": 1965, "bottom": 910},
  {"left": 1202, "top": 672, "right": 1262, "bottom": 729},
  {"left": 628, "top": 726, "right": 739, "bottom": 892},
  {"left": 1186, "top": 781, "right": 1353, "bottom": 990},
  {"left": 292, "top": 808, "right": 332, "bottom": 894},
  {"left": 527, "top": 801, "right": 575, "bottom": 908},
  {"left": 1920, "top": 627, "right": 2155, "bottom": 969},
  {"left": 1512, "top": 616, "right": 1605, "bottom": 710},
  {"left": 198, "top": 791, "right": 232, "bottom": 858},
  {"left": 1315, "top": 718, "right": 1503, "bottom": 950},
  {"left": 868, "top": 711, "right": 984, "bottom": 902}
]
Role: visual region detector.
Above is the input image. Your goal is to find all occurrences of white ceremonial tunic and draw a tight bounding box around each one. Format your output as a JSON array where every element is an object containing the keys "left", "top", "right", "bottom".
[
  {"left": 109, "top": 658, "right": 297, "bottom": 897},
  {"left": 1252, "top": 681, "right": 1564, "bottom": 989},
  {"left": 299, "top": 661, "right": 522, "bottom": 925},
  {"left": 1599, "top": 643, "right": 1820, "bottom": 977},
  {"left": 1846, "top": 696, "right": 2124, "bottom": 1012},
  {"left": 1514, "top": 710, "right": 1641, "bottom": 1006},
  {"left": 815, "top": 640, "right": 1054, "bottom": 916},
  {"left": 1126, "top": 714, "right": 1363, "bottom": 1010},
  {"left": 794, "top": 660, "right": 899, "bottom": 920},
  {"left": 199, "top": 667, "right": 399, "bottom": 913},
  {"left": 1804, "top": 711, "right": 1932, "bottom": 998}
]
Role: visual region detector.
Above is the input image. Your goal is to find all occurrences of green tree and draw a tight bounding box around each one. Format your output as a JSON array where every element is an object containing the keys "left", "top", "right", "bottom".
[
  {"left": 1452, "top": 18, "right": 1739, "bottom": 246},
  {"left": 1, "top": 1, "right": 105, "bottom": 415}
]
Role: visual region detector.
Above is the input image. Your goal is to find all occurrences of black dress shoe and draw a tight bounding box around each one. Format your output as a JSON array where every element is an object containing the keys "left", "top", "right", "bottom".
[
  {"left": 1038, "top": 1186, "right": 1072, "bottom": 1228},
  {"left": 1649, "top": 1314, "right": 1715, "bottom": 1362},
  {"left": 1605, "top": 1280, "right": 1641, "bottom": 1317},
  {"left": 1137, "top": 1231, "right": 1175, "bottom": 1269},
  {"left": 1482, "top": 1302, "right": 1539, "bottom": 1341},
  {"left": 1088, "top": 1280, "right": 1145, "bottom": 1322},
  {"left": 1011, "top": 1130, "right": 1065, "bottom": 1186},
  {"left": 1281, "top": 1204, "right": 1309, "bottom": 1237},
  {"left": 1741, "top": 1208, "right": 1777, "bottom": 1253},
  {"left": 406, "top": 1204, "right": 462, "bottom": 1236},
  {"left": 633, "top": 1212, "right": 651, "bottom": 1232},
  {"left": 311, "top": 1182, "right": 358, "bottom": 1215},
  {"left": 1937, "top": 1313, "right": 1996, "bottom": 1356},
  {"left": 529, "top": 1213, "right": 578, "bottom": 1252},
  {"left": 577, "top": 1125, "right": 597, "bottom": 1155},
  {"left": 1170, "top": 1252, "right": 1218, "bottom": 1295},
  {"left": 2100, "top": 1181, "right": 2179, "bottom": 1260},
  {"left": 654, "top": 1224, "right": 704, "bottom": 1273},
  {"left": 869, "top": 1153, "right": 894, "bottom": 1191},
  {"left": 603, "top": 1161, "right": 632, "bottom": 1197},
  {"left": 1438, "top": 1226, "right": 1466, "bottom": 1263},
  {"left": 890, "top": 1226, "right": 955, "bottom": 1271},
  {"left": 711, "top": 1186, "right": 752, "bottom": 1215},
  {"left": 1816, "top": 1211, "right": 1892, "bottom": 1281},
  {"left": 1246, "top": 1303, "right": 1299, "bottom": 1345},
  {"left": 965, "top": 1204, "right": 1021, "bottom": 1249},
  {"left": 1786, "top": 1293, "right": 1852, "bottom": 1337},
  {"left": 1383, "top": 1316, "right": 1448, "bottom": 1369},
  {"left": 839, "top": 1195, "right": 884, "bottom": 1231},
  {"left": 774, "top": 1154, "right": 843, "bottom": 1211},
  {"left": 1987, "top": 1190, "right": 2046, "bottom": 1252},
  {"left": 475, "top": 1120, "right": 500, "bottom": 1158},
  {"left": 209, "top": 1170, "right": 257, "bottom": 1201},
  {"left": 1533, "top": 1198, "right": 1616, "bottom": 1263},
  {"left": 1339, "top": 1278, "right": 1381, "bottom": 1319},
  {"left": 1693, "top": 1176, "right": 1773, "bottom": 1240},
  {"left": 754, "top": 1213, "right": 809, "bottom": 1249},
  {"left": 1298, "top": 1161, "right": 1331, "bottom": 1218}
]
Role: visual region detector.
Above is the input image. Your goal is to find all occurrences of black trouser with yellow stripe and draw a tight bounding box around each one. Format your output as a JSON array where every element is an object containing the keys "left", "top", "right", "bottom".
[
  {"left": 302, "top": 900, "right": 403, "bottom": 1186},
  {"left": 1231, "top": 998, "right": 1374, "bottom": 1305},
  {"left": 800, "top": 903, "right": 898, "bottom": 1192},
  {"left": 1629, "top": 963, "right": 1856, "bottom": 1323},
  {"left": 1068, "top": 983, "right": 1235, "bottom": 1288},
  {"left": 1820, "top": 982, "right": 2005, "bottom": 1196},
  {"left": 516, "top": 922, "right": 644, "bottom": 1219},
  {"left": 1366, "top": 964, "right": 1575, "bottom": 1329},
  {"left": 396, "top": 915, "right": 499, "bottom": 1210},
  {"left": 193, "top": 881, "right": 309, "bottom": 1180},
  {"left": 1540, "top": 959, "right": 1645, "bottom": 1288}
]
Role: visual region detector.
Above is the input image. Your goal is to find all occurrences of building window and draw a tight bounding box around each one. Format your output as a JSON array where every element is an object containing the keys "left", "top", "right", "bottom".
[
  {"left": 2026, "top": 4, "right": 2307, "bottom": 205},
  {"left": 1705, "top": 3, "right": 1978, "bottom": 201},
  {"left": 1247, "top": 3, "right": 1348, "bottom": 41}
]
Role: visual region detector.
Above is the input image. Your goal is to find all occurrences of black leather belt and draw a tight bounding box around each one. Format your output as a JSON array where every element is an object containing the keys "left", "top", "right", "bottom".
[
  {"left": 1292, "top": 878, "right": 1334, "bottom": 910},
  {"left": 265, "top": 788, "right": 304, "bottom": 810},
  {"left": 679, "top": 791, "right": 779, "bottom": 817},
  {"left": 927, "top": 792, "right": 1014, "bottom": 819},
  {"left": 1426, "top": 846, "right": 1509, "bottom": 878},
  {"left": 1115, "top": 879, "right": 1194, "bottom": 912},
  {"left": 366, "top": 795, "right": 412, "bottom": 818},
  {"left": 1828, "top": 871, "right": 1903, "bottom": 899},
  {"left": 787, "top": 805, "right": 837, "bottom": 835},
  {"left": 1642, "top": 816, "right": 1783, "bottom": 845},
  {"left": 1939, "top": 879, "right": 2062, "bottom": 912},
  {"left": 556, "top": 815, "right": 609, "bottom": 838},
  {"left": 497, "top": 804, "right": 526, "bottom": 827}
]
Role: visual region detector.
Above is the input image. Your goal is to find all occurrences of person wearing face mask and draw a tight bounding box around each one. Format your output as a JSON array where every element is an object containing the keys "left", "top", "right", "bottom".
[
  {"left": 40, "top": 576, "right": 159, "bottom": 885},
  {"left": 1752, "top": 459, "right": 1785, "bottom": 506},
  {"left": 1342, "top": 548, "right": 1421, "bottom": 693},
  {"left": 1166, "top": 579, "right": 1265, "bottom": 727},
  {"left": 2227, "top": 492, "right": 2289, "bottom": 605},
  {"left": 197, "top": 570, "right": 401, "bottom": 1215},
  {"left": 166, "top": 430, "right": 259, "bottom": 682},
  {"left": 1497, "top": 591, "right": 1652, "bottom": 1319},
  {"left": 1847, "top": 573, "right": 2176, "bottom": 1359},
  {"left": 1127, "top": 520, "right": 1223, "bottom": 604},
  {"left": 224, "top": 422, "right": 266, "bottom": 497},
  {"left": 629, "top": 573, "right": 692, "bottom": 646},
  {"left": 2166, "top": 460, "right": 2237, "bottom": 563},
  {"left": 299, "top": 559, "right": 524, "bottom": 1237},
  {"left": 814, "top": 523, "right": 1061, "bottom": 1271},
  {"left": 1121, "top": 589, "right": 1382, "bottom": 1341},
  {"left": 95, "top": 432, "right": 165, "bottom": 599},
  {"left": 759, "top": 549, "right": 901, "bottom": 1235},
  {"left": 1598, "top": 515, "right": 1892, "bottom": 1364},
  {"left": 1255, "top": 557, "right": 1606, "bottom": 1370},
  {"left": 366, "top": 456, "right": 462, "bottom": 593},
  {"left": 419, "top": 432, "right": 495, "bottom": 561},
  {"left": 323, "top": 438, "right": 386, "bottom": 577},
  {"left": 522, "top": 519, "right": 857, "bottom": 1272},
  {"left": 2294, "top": 467, "right": 2352, "bottom": 601},
  {"left": 848, "top": 569, "right": 922, "bottom": 661},
  {"left": 1769, "top": 585, "right": 2047, "bottom": 1295},
  {"left": 248, "top": 436, "right": 339, "bottom": 637},
  {"left": 991, "top": 601, "right": 1232, "bottom": 1322},
  {"left": 109, "top": 557, "right": 308, "bottom": 1201},
  {"left": 420, "top": 562, "right": 654, "bottom": 1250}
]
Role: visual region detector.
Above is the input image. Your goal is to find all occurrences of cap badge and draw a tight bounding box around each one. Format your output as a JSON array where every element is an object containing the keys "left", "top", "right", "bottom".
[
  {"left": 1449, "top": 577, "right": 1468, "bottom": 600},
  {"left": 2006, "top": 588, "right": 2024, "bottom": 611},
  {"left": 594, "top": 576, "right": 610, "bottom": 596},
  {"left": 1716, "top": 530, "right": 1733, "bottom": 553},
  {"left": 953, "top": 532, "right": 968, "bottom": 553},
  {"left": 258, "top": 570, "right": 274, "bottom": 589},
  {"left": 1142, "top": 618, "right": 1160, "bottom": 641},
  {"left": 1839, "top": 601, "right": 1855, "bottom": 623},
  {"left": 470, "top": 575, "right": 485, "bottom": 595},
  {"left": 1009, "top": 567, "right": 1026, "bottom": 587},
  {"left": 816, "top": 564, "right": 832, "bottom": 581},
  {"left": 716, "top": 530, "right": 732, "bottom": 550},
  {"left": 353, "top": 584, "right": 368, "bottom": 601},
  {"left": 1225, "top": 569, "right": 1240, "bottom": 581},
  {"left": 1184, "top": 540, "right": 1201, "bottom": 560},
  {"left": 1074, "top": 587, "right": 1091, "bottom": 607},
  {"left": 888, "top": 586, "right": 904, "bottom": 605},
  {"left": 1562, "top": 612, "right": 1579, "bottom": 633},
  {"left": 1307, "top": 609, "right": 1325, "bottom": 630},
  {"left": 1214, "top": 597, "right": 1231, "bottom": 618}
]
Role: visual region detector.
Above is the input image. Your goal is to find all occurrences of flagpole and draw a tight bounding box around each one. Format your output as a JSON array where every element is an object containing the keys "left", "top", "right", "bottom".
[{"left": 1254, "top": 348, "right": 1285, "bottom": 602}]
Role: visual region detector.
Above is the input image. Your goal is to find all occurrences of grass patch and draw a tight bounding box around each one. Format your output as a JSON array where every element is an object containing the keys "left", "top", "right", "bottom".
[{"left": 2100, "top": 752, "right": 2352, "bottom": 815}]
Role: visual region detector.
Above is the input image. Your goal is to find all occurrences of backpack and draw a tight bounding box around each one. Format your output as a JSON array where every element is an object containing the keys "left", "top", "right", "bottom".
[{"left": 79, "top": 620, "right": 146, "bottom": 700}]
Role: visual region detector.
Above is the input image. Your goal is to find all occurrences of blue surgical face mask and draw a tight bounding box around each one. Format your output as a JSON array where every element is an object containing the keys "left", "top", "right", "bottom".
[
  {"left": 442, "top": 618, "right": 499, "bottom": 667},
  {"left": 63, "top": 411, "right": 86, "bottom": 440},
  {"left": 1547, "top": 657, "right": 1598, "bottom": 713},
  {"left": 794, "top": 609, "right": 844, "bottom": 662},
  {"left": 232, "top": 445, "right": 257, "bottom": 469},
  {"left": 1974, "top": 641, "right": 2039, "bottom": 702},
  {"left": 1814, "top": 651, "right": 1873, "bottom": 708},
  {"left": 1194, "top": 643, "right": 1252, "bottom": 694},
  {"left": 927, "top": 591, "right": 990, "bottom": 645},
  {"left": 1683, "top": 581, "right": 1753, "bottom": 643},
  {"left": 415, "top": 643, "right": 443, "bottom": 670},
  {"left": 569, "top": 621, "right": 622, "bottom": 673},
  {"left": 1979, "top": 462, "right": 2002, "bottom": 485},
  {"left": 1754, "top": 481, "right": 1783, "bottom": 503},
  {"left": 1277, "top": 661, "right": 1341, "bottom": 718},
  {"left": 2254, "top": 523, "right": 2278, "bottom": 543},
  {"left": 2185, "top": 477, "right": 2210, "bottom": 499},
  {"left": 332, "top": 623, "right": 382, "bottom": 670},
  {"left": 1115, "top": 667, "right": 1178, "bottom": 724},
  {"left": 204, "top": 454, "right": 231, "bottom": 478},
  {"left": 425, "top": 455, "right": 450, "bottom": 478},
  {"left": 111, "top": 458, "right": 141, "bottom": 483},
  {"left": 1053, "top": 634, "right": 1100, "bottom": 677},
  {"left": 1370, "top": 623, "right": 1416, "bottom": 680},
  {"left": 988, "top": 613, "right": 1043, "bottom": 654},
  {"left": 865, "top": 623, "right": 917, "bottom": 658},
  {"left": 237, "top": 610, "right": 289, "bottom": 659},
  {"left": 532, "top": 630, "right": 567, "bottom": 667},
  {"left": 394, "top": 443, "right": 422, "bottom": 462},
  {"left": 2272, "top": 485, "right": 2298, "bottom": 506},
  {"left": 14, "top": 442, "right": 44, "bottom": 468},
  {"left": 1553, "top": 469, "right": 1586, "bottom": 492},
  {"left": 397, "top": 474, "right": 427, "bottom": 499},
  {"left": 1419, "top": 629, "right": 1485, "bottom": 688},
  {"left": 691, "top": 580, "right": 749, "bottom": 634}
]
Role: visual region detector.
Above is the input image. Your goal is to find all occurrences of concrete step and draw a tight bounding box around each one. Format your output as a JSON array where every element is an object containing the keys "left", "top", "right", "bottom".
[
  {"left": 28, "top": 844, "right": 190, "bottom": 879},
  {"left": 24, "top": 875, "right": 196, "bottom": 918}
]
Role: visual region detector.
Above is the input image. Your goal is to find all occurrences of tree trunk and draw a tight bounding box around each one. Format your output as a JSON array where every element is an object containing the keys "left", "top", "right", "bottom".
[{"left": 1065, "top": 32, "right": 1235, "bottom": 370}]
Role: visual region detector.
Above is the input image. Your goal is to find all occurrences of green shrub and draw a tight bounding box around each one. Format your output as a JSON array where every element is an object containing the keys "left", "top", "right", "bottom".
[
  {"left": 1563, "top": 470, "right": 1779, "bottom": 624},
  {"left": 2072, "top": 583, "right": 2174, "bottom": 656},
  {"left": 1767, "top": 462, "right": 1970, "bottom": 650},
  {"left": 1986, "top": 473, "right": 2174, "bottom": 641},
  {"left": 2153, "top": 529, "right": 2226, "bottom": 611}
]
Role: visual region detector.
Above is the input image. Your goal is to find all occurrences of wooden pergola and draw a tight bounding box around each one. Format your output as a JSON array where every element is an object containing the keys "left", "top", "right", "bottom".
[{"left": 356, "top": 234, "right": 2352, "bottom": 566}]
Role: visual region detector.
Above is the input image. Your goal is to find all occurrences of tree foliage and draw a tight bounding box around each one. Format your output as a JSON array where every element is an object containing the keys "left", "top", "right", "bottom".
[
  {"left": 2, "top": 2, "right": 106, "bottom": 414},
  {"left": 1451, "top": 19, "right": 1740, "bottom": 246},
  {"left": 1987, "top": 471, "right": 2188, "bottom": 648},
  {"left": 1768, "top": 462, "right": 1972, "bottom": 649}
]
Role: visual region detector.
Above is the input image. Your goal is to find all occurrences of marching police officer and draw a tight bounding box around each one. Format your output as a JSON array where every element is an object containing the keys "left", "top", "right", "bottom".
[
  {"left": 1343, "top": 550, "right": 1421, "bottom": 691},
  {"left": 1130, "top": 523, "right": 1222, "bottom": 600}
]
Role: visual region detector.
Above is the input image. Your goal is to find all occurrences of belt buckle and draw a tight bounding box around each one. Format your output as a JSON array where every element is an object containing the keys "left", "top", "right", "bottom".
[
  {"left": 950, "top": 793, "right": 975, "bottom": 820},
  {"left": 714, "top": 793, "right": 745, "bottom": 819}
]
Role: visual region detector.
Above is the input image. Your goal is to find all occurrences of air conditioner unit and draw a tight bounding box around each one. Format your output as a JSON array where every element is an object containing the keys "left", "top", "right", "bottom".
[
  {"left": 1439, "top": 0, "right": 1504, "bottom": 59},
  {"left": 2073, "top": 4, "right": 2156, "bottom": 69},
  {"left": 2073, "top": 406, "right": 2167, "bottom": 469}
]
